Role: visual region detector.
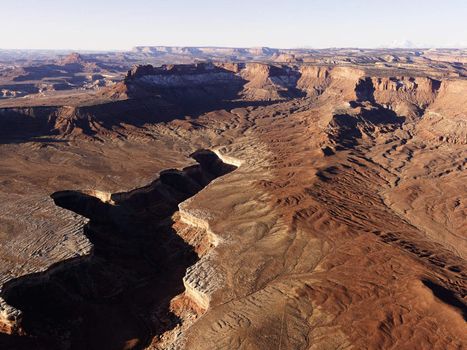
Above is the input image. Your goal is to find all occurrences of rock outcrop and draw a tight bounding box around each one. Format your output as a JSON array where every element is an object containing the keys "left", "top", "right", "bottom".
[
  {"left": 0, "top": 53, "right": 466, "bottom": 350},
  {"left": 0, "top": 149, "right": 237, "bottom": 349},
  {"left": 0, "top": 61, "right": 463, "bottom": 144},
  {"left": 0, "top": 298, "right": 22, "bottom": 335}
]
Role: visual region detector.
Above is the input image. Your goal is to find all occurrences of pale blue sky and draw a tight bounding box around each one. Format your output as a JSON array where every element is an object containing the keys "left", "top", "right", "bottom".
[{"left": 1, "top": 0, "right": 466, "bottom": 50}]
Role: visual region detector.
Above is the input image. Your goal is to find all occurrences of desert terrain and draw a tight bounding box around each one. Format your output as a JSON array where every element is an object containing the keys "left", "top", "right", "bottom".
[{"left": 0, "top": 47, "right": 465, "bottom": 349}]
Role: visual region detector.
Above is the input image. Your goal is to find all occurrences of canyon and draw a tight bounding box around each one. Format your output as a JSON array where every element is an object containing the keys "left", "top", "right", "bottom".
[{"left": 0, "top": 48, "right": 465, "bottom": 349}]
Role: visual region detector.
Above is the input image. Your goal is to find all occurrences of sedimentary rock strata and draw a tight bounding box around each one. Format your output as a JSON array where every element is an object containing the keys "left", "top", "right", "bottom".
[{"left": 0, "top": 52, "right": 465, "bottom": 349}]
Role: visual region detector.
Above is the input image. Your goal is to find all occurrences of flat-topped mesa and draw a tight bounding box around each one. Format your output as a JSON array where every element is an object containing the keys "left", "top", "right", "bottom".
[
  {"left": 297, "top": 65, "right": 331, "bottom": 96},
  {"left": 240, "top": 63, "right": 303, "bottom": 100},
  {"left": 417, "top": 79, "right": 467, "bottom": 144},
  {"left": 124, "top": 62, "right": 243, "bottom": 84},
  {"left": 59, "top": 52, "right": 86, "bottom": 65},
  {"left": 371, "top": 76, "right": 441, "bottom": 93},
  {"left": 120, "top": 63, "right": 246, "bottom": 104},
  {"left": 110, "top": 63, "right": 454, "bottom": 108},
  {"left": 131, "top": 46, "right": 280, "bottom": 59},
  {"left": 246, "top": 46, "right": 279, "bottom": 56},
  {"left": 310, "top": 67, "right": 445, "bottom": 118},
  {"left": 124, "top": 62, "right": 310, "bottom": 101},
  {"left": 368, "top": 76, "right": 442, "bottom": 117},
  {"left": 132, "top": 46, "right": 204, "bottom": 55}
]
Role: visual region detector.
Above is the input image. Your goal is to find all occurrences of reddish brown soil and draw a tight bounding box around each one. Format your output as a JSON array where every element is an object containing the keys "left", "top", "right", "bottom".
[{"left": 0, "top": 58, "right": 465, "bottom": 349}]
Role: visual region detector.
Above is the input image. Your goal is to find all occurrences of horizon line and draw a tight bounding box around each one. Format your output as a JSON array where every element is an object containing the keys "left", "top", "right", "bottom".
[{"left": 1, "top": 45, "right": 466, "bottom": 53}]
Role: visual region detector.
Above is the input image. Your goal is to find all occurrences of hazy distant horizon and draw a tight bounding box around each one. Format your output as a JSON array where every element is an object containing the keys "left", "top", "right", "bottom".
[
  {"left": 3, "top": 0, "right": 467, "bottom": 51},
  {"left": 1, "top": 45, "right": 466, "bottom": 53}
]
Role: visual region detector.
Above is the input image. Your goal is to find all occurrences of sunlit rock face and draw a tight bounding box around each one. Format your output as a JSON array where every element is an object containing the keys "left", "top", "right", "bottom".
[{"left": 0, "top": 50, "right": 465, "bottom": 349}]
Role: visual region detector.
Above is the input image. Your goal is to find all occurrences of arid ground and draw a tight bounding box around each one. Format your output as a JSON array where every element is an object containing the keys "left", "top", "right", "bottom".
[{"left": 0, "top": 48, "right": 465, "bottom": 349}]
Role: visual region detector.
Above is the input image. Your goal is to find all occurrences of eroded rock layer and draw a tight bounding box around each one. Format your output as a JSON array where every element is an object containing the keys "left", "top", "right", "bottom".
[
  {"left": 0, "top": 60, "right": 465, "bottom": 349},
  {"left": 0, "top": 150, "right": 237, "bottom": 349}
]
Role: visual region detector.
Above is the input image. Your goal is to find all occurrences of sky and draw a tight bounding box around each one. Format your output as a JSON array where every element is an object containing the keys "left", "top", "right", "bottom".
[{"left": 1, "top": 0, "right": 466, "bottom": 50}]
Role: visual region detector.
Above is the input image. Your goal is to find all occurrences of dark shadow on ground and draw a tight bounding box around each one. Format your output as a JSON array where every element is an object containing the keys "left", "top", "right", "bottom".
[
  {"left": 422, "top": 279, "right": 467, "bottom": 321},
  {"left": 328, "top": 105, "right": 405, "bottom": 150},
  {"left": 0, "top": 150, "right": 237, "bottom": 350},
  {"left": 0, "top": 96, "right": 278, "bottom": 145}
]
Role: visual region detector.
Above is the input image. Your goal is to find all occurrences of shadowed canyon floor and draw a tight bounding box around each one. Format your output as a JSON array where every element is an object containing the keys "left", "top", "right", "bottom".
[
  {"left": 1, "top": 150, "right": 236, "bottom": 349},
  {"left": 0, "top": 55, "right": 465, "bottom": 349}
]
